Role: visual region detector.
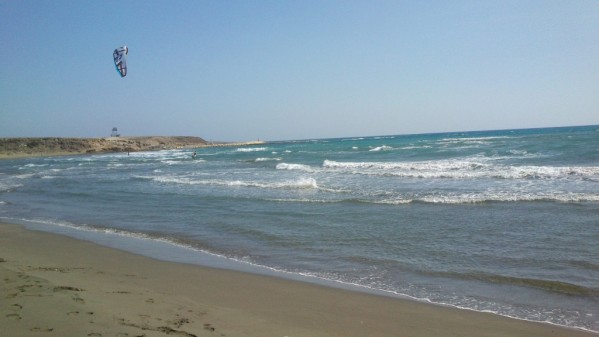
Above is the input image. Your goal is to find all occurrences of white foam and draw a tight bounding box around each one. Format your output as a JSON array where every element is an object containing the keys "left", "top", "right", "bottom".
[
  {"left": 438, "top": 136, "right": 514, "bottom": 144},
  {"left": 276, "top": 163, "right": 315, "bottom": 172},
  {"left": 14, "top": 173, "right": 35, "bottom": 179},
  {"left": 265, "top": 198, "right": 342, "bottom": 204},
  {"left": 369, "top": 145, "right": 393, "bottom": 152},
  {"left": 374, "top": 192, "right": 599, "bottom": 205},
  {"left": 236, "top": 147, "right": 268, "bottom": 152},
  {"left": 400, "top": 145, "right": 432, "bottom": 150},
  {"left": 322, "top": 160, "right": 599, "bottom": 181},
  {"left": 23, "top": 163, "right": 48, "bottom": 168},
  {"left": 0, "top": 182, "right": 23, "bottom": 192},
  {"left": 280, "top": 177, "right": 319, "bottom": 189},
  {"left": 149, "top": 175, "right": 321, "bottom": 190},
  {"left": 160, "top": 160, "right": 185, "bottom": 165}
]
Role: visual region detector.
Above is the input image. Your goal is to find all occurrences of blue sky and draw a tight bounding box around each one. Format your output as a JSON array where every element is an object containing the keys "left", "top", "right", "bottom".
[{"left": 1, "top": 1, "right": 598, "bottom": 141}]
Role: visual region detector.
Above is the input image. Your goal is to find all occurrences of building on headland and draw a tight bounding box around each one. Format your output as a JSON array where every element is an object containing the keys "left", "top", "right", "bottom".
[{"left": 111, "top": 127, "right": 120, "bottom": 137}]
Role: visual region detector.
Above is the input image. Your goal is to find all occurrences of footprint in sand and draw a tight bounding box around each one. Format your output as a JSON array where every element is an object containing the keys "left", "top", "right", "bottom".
[
  {"left": 54, "top": 285, "right": 84, "bottom": 292},
  {"left": 6, "top": 313, "right": 22, "bottom": 320},
  {"left": 87, "top": 333, "right": 102, "bottom": 337},
  {"left": 72, "top": 295, "right": 85, "bottom": 304},
  {"left": 171, "top": 317, "right": 190, "bottom": 328}
]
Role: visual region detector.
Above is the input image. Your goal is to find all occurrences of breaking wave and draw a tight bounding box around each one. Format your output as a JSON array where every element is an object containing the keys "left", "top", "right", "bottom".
[
  {"left": 276, "top": 163, "right": 316, "bottom": 172},
  {"left": 375, "top": 192, "right": 599, "bottom": 205},
  {"left": 369, "top": 145, "right": 394, "bottom": 152},
  {"left": 145, "top": 175, "right": 321, "bottom": 190},
  {"left": 322, "top": 160, "right": 599, "bottom": 181},
  {"left": 236, "top": 147, "right": 268, "bottom": 152}
]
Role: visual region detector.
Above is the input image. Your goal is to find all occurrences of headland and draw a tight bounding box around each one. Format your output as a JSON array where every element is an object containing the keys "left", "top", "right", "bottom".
[{"left": 0, "top": 137, "right": 265, "bottom": 159}]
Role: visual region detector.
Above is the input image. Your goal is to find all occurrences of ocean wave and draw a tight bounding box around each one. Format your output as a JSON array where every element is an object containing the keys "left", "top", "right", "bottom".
[
  {"left": 260, "top": 192, "right": 599, "bottom": 206},
  {"left": 0, "top": 181, "right": 23, "bottom": 192},
  {"left": 146, "top": 175, "right": 322, "bottom": 190},
  {"left": 378, "top": 192, "right": 599, "bottom": 205},
  {"left": 265, "top": 198, "right": 344, "bottom": 204},
  {"left": 160, "top": 160, "right": 186, "bottom": 165},
  {"left": 22, "top": 163, "right": 49, "bottom": 168},
  {"left": 400, "top": 145, "right": 433, "bottom": 150},
  {"left": 424, "top": 193, "right": 599, "bottom": 204},
  {"left": 254, "top": 157, "right": 282, "bottom": 162},
  {"left": 11, "top": 173, "right": 35, "bottom": 179},
  {"left": 236, "top": 147, "right": 268, "bottom": 152},
  {"left": 14, "top": 217, "right": 154, "bottom": 239},
  {"left": 369, "top": 145, "right": 393, "bottom": 152},
  {"left": 322, "top": 160, "right": 599, "bottom": 181},
  {"left": 276, "top": 163, "right": 316, "bottom": 172},
  {"left": 438, "top": 136, "right": 515, "bottom": 144}
]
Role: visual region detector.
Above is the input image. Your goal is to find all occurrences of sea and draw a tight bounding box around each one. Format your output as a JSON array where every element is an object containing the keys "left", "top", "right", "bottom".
[{"left": 1, "top": 125, "right": 598, "bottom": 332}]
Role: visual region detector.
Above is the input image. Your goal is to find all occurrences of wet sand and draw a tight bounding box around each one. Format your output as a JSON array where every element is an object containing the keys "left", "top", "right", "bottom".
[{"left": 1, "top": 223, "right": 595, "bottom": 337}]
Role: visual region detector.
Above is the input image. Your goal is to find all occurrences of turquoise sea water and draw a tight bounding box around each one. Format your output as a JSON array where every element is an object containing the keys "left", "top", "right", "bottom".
[{"left": 1, "top": 125, "right": 598, "bottom": 331}]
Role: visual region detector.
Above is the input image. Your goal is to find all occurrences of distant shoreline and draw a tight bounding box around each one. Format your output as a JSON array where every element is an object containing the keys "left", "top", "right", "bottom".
[{"left": 0, "top": 136, "right": 265, "bottom": 159}]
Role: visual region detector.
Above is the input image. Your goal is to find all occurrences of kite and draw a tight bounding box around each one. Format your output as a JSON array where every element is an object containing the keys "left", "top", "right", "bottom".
[{"left": 113, "top": 46, "right": 128, "bottom": 77}]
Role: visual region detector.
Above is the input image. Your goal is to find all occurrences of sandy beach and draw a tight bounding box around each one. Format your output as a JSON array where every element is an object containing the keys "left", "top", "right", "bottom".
[{"left": 1, "top": 223, "right": 595, "bottom": 337}]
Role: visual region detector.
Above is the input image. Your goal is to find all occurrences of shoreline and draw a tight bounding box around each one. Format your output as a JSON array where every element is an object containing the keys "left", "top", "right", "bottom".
[
  {"left": 1, "top": 222, "right": 595, "bottom": 337},
  {"left": 0, "top": 136, "right": 265, "bottom": 160}
]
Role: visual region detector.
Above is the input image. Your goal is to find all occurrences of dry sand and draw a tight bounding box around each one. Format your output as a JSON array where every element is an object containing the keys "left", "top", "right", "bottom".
[{"left": 1, "top": 223, "right": 595, "bottom": 337}]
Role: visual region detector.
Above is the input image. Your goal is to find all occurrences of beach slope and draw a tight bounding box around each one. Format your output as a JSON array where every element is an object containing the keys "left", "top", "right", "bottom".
[{"left": 0, "top": 223, "right": 595, "bottom": 337}]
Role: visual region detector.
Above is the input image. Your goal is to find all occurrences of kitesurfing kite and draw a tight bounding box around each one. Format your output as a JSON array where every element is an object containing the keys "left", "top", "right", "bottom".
[{"left": 113, "top": 46, "right": 128, "bottom": 77}]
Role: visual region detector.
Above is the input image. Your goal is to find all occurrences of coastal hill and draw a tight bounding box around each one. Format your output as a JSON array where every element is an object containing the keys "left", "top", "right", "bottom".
[{"left": 0, "top": 136, "right": 262, "bottom": 159}]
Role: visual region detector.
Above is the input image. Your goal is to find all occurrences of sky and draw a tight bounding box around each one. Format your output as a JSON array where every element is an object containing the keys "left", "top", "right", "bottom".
[{"left": 1, "top": 1, "right": 598, "bottom": 141}]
